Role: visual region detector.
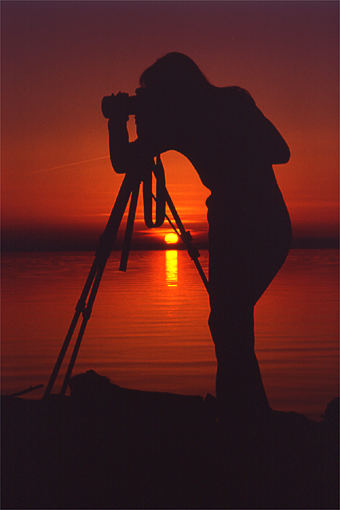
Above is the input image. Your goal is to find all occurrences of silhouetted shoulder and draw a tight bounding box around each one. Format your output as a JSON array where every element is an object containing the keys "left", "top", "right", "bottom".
[{"left": 213, "top": 86, "right": 290, "bottom": 165}]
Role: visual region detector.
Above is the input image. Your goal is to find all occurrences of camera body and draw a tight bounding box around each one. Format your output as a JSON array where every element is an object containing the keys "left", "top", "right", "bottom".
[{"left": 101, "top": 93, "right": 138, "bottom": 119}]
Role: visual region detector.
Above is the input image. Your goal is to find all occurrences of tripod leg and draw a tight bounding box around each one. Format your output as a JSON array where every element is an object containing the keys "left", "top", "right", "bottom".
[
  {"left": 43, "top": 262, "right": 98, "bottom": 399},
  {"left": 43, "top": 173, "right": 138, "bottom": 398},
  {"left": 119, "top": 182, "right": 140, "bottom": 271},
  {"left": 60, "top": 261, "right": 106, "bottom": 395},
  {"left": 59, "top": 174, "right": 141, "bottom": 395}
]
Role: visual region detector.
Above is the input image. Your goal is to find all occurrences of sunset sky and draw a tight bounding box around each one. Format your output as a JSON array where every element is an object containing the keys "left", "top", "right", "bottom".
[{"left": 2, "top": 0, "right": 339, "bottom": 250}]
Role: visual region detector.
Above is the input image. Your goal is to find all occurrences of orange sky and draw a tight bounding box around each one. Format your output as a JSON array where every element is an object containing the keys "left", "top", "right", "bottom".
[{"left": 2, "top": 1, "right": 339, "bottom": 250}]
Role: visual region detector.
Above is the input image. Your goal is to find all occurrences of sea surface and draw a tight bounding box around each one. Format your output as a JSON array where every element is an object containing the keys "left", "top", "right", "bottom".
[{"left": 2, "top": 249, "right": 338, "bottom": 420}]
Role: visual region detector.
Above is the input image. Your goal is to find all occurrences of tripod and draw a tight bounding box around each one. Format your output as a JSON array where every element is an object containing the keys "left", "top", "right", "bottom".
[{"left": 43, "top": 155, "right": 209, "bottom": 399}]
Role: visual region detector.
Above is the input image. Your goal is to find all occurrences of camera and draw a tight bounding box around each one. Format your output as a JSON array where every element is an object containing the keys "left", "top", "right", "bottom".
[{"left": 101, "top": 93, "right": 138, "bottom": 119}]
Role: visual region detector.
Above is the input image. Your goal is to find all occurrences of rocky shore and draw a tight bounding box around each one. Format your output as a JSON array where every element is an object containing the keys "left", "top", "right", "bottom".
[{"left": 2, "top": 370, "right": 339, "bottom": 509}]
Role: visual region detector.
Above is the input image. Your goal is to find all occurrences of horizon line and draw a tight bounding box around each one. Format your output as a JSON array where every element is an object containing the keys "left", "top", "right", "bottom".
[{"left": 2, "top": 239, "right": 339, "bottom": 253}]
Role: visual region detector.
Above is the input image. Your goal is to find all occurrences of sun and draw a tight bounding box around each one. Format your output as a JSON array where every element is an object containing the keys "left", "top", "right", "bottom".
[{"left": 164, "top": 232, "right": 179, "bottom": 245}]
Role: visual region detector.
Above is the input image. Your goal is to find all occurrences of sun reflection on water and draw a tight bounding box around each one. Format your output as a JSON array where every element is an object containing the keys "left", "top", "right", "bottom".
[{"left": 165, "top": 250, "right": 178, "bottom": 287}]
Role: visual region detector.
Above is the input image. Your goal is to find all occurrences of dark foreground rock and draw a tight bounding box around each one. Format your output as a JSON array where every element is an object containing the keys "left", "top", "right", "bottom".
[{"left": 2, "top": 371, "right": 339, "bottom": 509}]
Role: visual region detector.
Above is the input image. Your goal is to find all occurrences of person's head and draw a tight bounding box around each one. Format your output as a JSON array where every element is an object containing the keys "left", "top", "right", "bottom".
[
  {"left": 139, "top": 52, "right": 211, "bottom": 97},
  {"left": 136, "top": 52, "right": 212, "bottom": 131}
]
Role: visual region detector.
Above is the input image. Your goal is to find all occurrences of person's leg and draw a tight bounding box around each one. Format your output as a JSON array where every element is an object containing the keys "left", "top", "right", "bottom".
[
  {"left": 209, "top": 305, "right": 270, "bottom": 422},
  {"left": 208, "top": 230, "right": 271, "bottom": 421},
  {"left": 208, "top": 232, "right": 292, "bottom": 421}
]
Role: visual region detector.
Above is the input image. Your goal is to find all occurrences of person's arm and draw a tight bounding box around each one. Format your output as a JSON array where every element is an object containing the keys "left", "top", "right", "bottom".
[{"left": 108, "top": 117, "right": 136, "bottom": 173}]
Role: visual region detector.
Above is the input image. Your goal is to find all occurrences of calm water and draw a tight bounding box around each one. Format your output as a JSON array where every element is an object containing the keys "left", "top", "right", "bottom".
[{"left": 1, "top": 249, "right": 339, "bottom": 420}]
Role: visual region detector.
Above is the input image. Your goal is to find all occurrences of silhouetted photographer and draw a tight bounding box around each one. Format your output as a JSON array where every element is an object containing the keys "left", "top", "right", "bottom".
[{"left": 105, "top": 52, "right": 291, "bottom": 425}]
